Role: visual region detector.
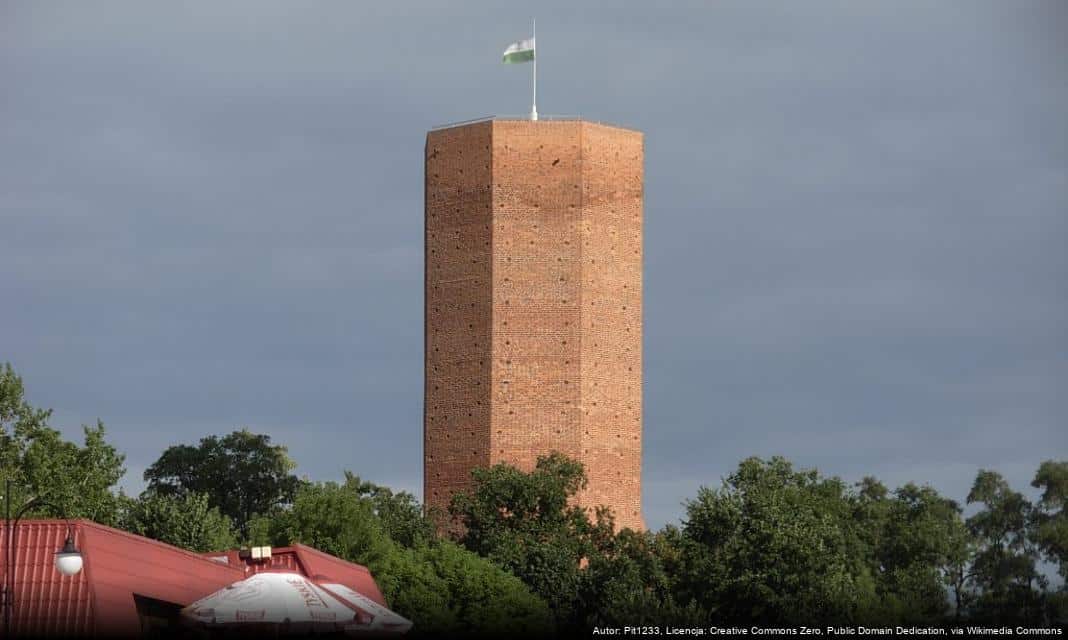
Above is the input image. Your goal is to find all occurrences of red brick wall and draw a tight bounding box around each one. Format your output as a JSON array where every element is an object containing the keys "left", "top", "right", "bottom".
[
  {"left": 425, "top": 119, "right": 644, "bottom": 531},
  {"left": 579, "top": 124, "right": 644, "bottom": 530},
  {"left": 424, "top": 122, "right": 494, "bottom": 517}
]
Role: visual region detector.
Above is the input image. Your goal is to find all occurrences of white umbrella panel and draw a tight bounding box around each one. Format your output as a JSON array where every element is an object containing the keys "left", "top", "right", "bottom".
[{"left": 181, "top": 571, "right": 413, "bottom": 635}]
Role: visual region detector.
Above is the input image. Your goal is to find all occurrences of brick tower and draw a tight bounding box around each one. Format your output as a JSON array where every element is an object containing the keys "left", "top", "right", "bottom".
[{"left": 424, "top": 118, "right": 643, "bottom": 531}]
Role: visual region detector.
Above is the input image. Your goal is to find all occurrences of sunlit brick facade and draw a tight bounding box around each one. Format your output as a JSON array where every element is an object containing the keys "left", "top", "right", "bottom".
[{"left": 424, "top": 119, "right": 643, "bottom": 531}]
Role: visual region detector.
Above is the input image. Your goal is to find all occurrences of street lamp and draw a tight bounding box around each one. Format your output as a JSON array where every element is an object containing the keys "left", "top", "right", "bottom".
[
  {"left": 54, "top": 536, "right": 83, "bottom": 577},
  {"left": 2, "top": 479, "right": 84, "bottom": 635}
]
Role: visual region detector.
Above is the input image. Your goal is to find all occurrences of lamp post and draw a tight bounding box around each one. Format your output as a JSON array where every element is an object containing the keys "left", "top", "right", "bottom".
[{"left": 1, "top": 479, "right": 84, "bottom": 636}]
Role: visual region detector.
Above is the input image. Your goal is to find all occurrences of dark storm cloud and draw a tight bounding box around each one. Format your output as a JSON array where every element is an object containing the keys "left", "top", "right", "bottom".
[{"left": 2, "top": 1, "right": 1065, "bottom": 527}]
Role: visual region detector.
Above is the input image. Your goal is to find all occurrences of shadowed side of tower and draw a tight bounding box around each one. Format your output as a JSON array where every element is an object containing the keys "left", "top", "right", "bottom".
[
  {"left": 425, "top": 118, "right": 644, "bottom": 532},
  {"left": 424, "top": 122, "right": 494, "bottom": 518}
]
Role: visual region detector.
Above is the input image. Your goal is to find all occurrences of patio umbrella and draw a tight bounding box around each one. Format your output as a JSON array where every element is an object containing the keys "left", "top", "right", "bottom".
[{"left": 181, "top": 571, "right": 412, "bottom": 635}]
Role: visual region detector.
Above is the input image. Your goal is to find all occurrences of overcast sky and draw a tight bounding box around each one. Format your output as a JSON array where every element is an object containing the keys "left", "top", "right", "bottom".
[{"left": 2, "top": 1, "right": 1065, "bottom": 529}]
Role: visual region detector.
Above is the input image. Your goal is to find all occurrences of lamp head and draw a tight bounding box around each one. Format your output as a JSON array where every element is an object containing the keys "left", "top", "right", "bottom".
[{"left": 54, "top": 536, "right": 83, "bottom": 576}]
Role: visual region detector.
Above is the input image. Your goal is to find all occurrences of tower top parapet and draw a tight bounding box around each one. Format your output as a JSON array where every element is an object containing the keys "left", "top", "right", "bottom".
[{"left": 429, "top": 115, "right": 641, "bottom": 134}]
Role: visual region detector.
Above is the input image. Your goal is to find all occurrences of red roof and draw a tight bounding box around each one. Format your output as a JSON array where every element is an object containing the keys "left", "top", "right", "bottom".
[
  {"left": 2, "top": 519, "right": 244, "bottom": 637},
  {"left": 2, "top": 520, "right": 391, "bottom": 637},
  {"left": 198, "top": 543, "right": 387, "bottom": 606}
]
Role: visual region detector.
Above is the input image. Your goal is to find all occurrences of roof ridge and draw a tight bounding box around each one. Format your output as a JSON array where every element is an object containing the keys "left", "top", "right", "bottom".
[
  {"left": 291, "top": 542, "right": 373, "bottom": 575},
  {"left": 18, "top": 519, "right": 245, "bottom": 576}
]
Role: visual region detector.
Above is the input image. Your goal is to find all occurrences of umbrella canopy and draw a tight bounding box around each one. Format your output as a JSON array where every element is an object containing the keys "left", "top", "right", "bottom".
[{"left": 181, "top": 571, "right": 412, "bottom": 635}]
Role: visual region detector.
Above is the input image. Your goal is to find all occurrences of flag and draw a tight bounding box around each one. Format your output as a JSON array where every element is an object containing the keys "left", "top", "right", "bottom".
[{"left": 502, "top": 38, "right": 535, "bottom": 64}]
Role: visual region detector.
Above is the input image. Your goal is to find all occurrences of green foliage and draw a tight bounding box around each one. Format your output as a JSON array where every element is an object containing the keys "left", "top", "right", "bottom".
[
  {"left": 450, "top": 453, "right": 599, "bottom": 629},
  {"left": 119, "top": 492, "right": 238, "bottom": 552},
  {"left": 264, "top": 476, "right": 395, "bottom": 568},
  {"left": 0, "top": 363, "right": 125, "bottom": 524},
  {"left": 1032, "top": 461, "right": 1068, "bottom": 581},
  {"left": 262, "top": 476, "right": 552, "bottom": 636},
  {"left": 143, "top": 429, "right": 301, "bottom": 533},
  {"left": 965, "top": 469, "right": 1046, "bottom": 623},
  {"left": 853, "top": 480, "right": 968, "bottom": 623},
  {"left": 581, "top": 525, "right": 704, "bottom": 627},
  {"left": 341, "top": 473, "right": 436, "bottom": 549},
  {"left": 678, "top": 456, "right": 878, "bottom": 624},
  {"left": 449, "top": 453, "right": 703, "bottom": 631}
]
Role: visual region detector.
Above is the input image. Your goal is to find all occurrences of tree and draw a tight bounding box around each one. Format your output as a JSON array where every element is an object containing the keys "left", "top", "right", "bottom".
[
  {"left": 0, "top": 363, "right": 125, "bottom": 524},
  {"left": 120, "top": 492, "right": 238, "bottom": 552},
  {"left": 343, "top": 474, "right": 435, "bottom": 549},
  {"left": 678, "top": 457, "right": 879, "bottom": 625},
  {"left": 259, "top": 477, "right": 552, "bottom": 636},
  {"left": 143, "top": 429, "right": 301, "bottom": 533},
  {"left": 580, "top": 524, "right": 706, "bottom": 628},
  {"left": 966, "top": 470, "right": 1046, "bottom": 623},
  {"left": 852, "top": 479, "right": 968, "bottom": 623},
  {"left": 1031, "top": 461, "right": 1068, "bottom": 580},
  {"left": 1031, "top": 460, "right": 1068, "bottom": 624},
  {"left": 449, "top": 453, "right": 599, "bottom": 629}
]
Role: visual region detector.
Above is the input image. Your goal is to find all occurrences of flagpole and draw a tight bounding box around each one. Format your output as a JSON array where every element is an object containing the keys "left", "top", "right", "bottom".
[{"left": 531, "top": 18, "right": 538, "bottom": 121}]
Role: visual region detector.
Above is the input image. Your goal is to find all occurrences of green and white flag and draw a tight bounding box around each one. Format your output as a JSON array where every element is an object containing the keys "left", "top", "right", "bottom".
[{"left": 502, "top": 37, "right": 535, "bottom": 64}]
